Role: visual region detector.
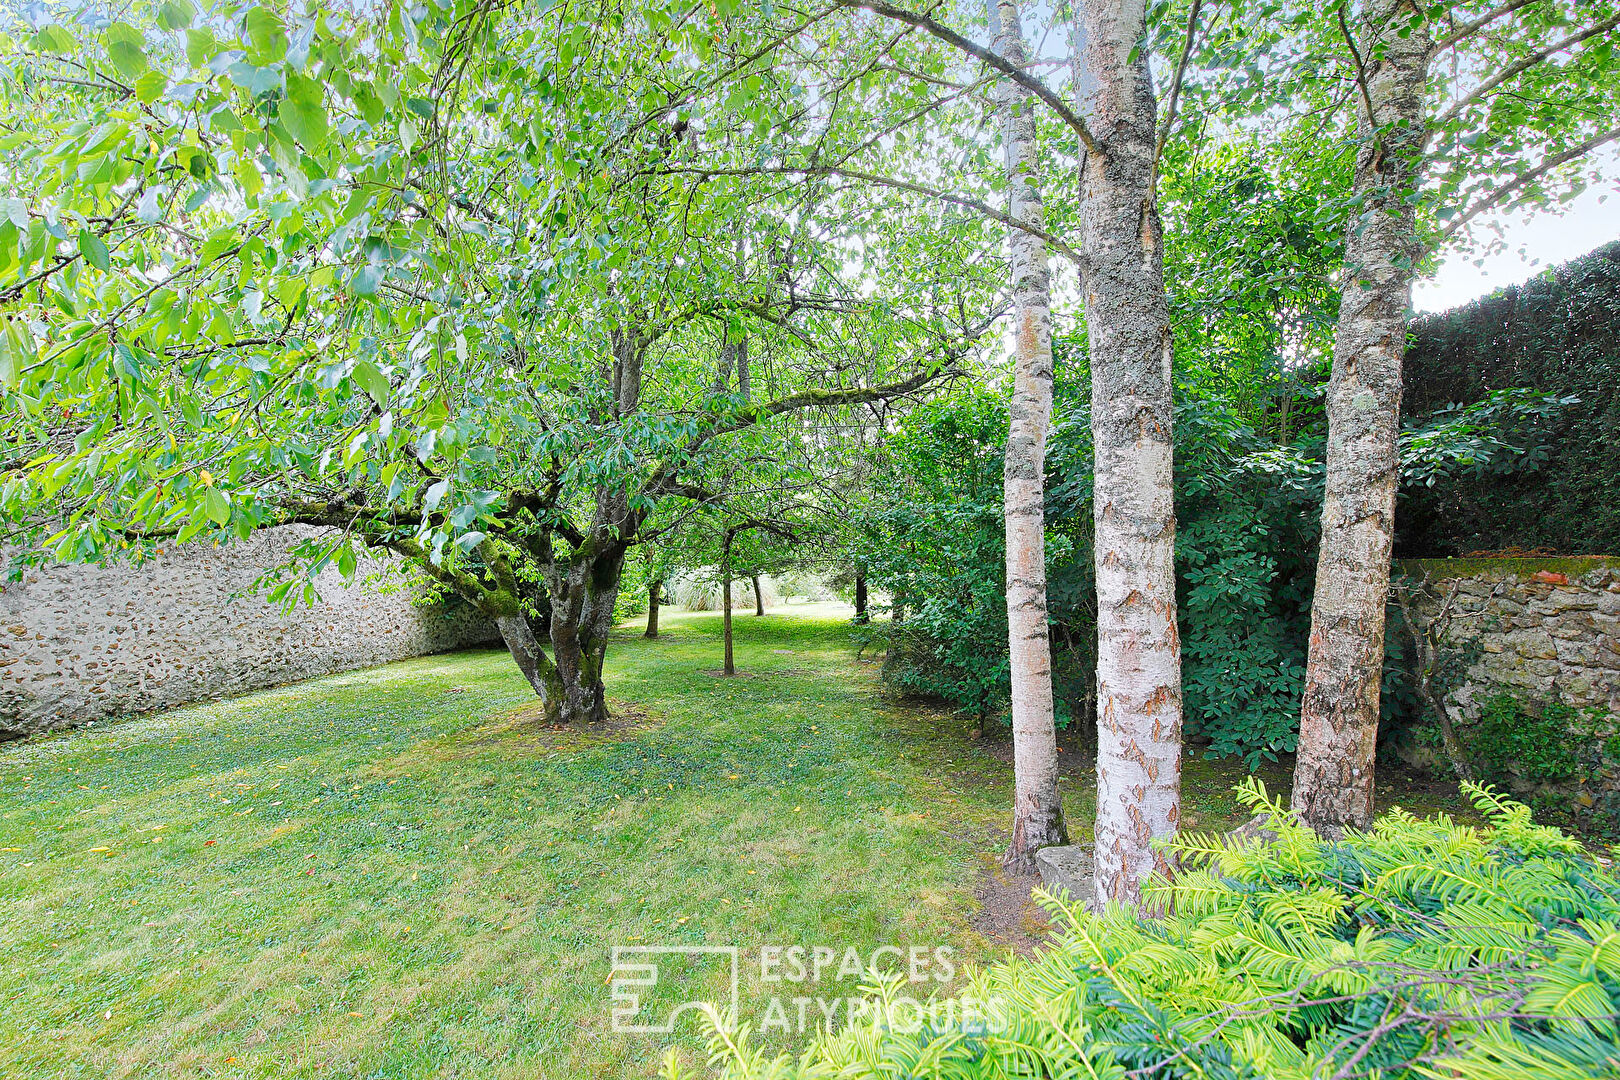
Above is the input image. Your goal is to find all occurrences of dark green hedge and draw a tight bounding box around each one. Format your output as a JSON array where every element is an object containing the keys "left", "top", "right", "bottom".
[{"left": 1399, "top": 239, "right": 1620, "bottom": 556}]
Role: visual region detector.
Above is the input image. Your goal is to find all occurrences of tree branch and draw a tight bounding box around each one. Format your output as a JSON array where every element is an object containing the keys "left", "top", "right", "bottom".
[
  {"left": 1437, "top": 123, "right": 1620, "bottom": 242},
  {"left": 661, "top": 163, "right": 1084, "bottom": 265},
  {"left": 1429, "top": 0, "right": 1543, "bottom": 57},
  {"left": 1155, "top": 0, "right": 1205, "bottom": 162},
  {"left": 1434, "top": 13, "right": 1620, "bottom": 128},
  {"left": 832, "top": 0, "right": 1103, "bottom": 154}
]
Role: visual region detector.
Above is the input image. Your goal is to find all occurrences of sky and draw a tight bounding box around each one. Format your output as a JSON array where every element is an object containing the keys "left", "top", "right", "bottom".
[{"left": 1413, "top": 149, "right": 1620, "bottom": 313}]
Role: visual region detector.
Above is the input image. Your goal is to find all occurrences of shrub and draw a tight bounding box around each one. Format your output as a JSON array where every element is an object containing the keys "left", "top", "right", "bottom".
[
  {"left": 1471, "top": 692, "right": 1590, "bottom": 785},
  {"left": 679, "top": 783, "right": 1620, "bottom": 1080}
]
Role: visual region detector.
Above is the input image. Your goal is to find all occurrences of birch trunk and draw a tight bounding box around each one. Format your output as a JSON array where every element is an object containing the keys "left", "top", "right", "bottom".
[
  {"left": 1293, "top": 3, "right": 1431, "bottom": 837},
  {"left": 1073, "top": 0, "right": 1183, "bottom": 909},
  {"left": 992, "top": 0, "right": 1069, "bottom": 874}
]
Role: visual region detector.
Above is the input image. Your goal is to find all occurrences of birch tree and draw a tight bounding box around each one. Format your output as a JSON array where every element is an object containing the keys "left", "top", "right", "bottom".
[
  {"left": 989, "top": 0, "right": 1069, "bottom": 873},
  {"left": 1072, "top": 0, "right": 1185, "bottom": 908},
  {"left": 1291, "top": 0, "right": 1620, "bottom": 836}
]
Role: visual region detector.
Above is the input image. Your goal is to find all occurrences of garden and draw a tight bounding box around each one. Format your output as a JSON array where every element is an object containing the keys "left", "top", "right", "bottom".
[{"left": 1, "top": 0, "right": 1618, "bottom": 1075}]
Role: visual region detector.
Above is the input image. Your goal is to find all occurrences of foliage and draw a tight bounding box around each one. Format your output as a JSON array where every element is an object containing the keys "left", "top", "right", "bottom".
[
  {"left": 1460, "top": 693, "right": 1620, "bottom": 835},
  {"left": 685, "top": 782, "right": 1620, "bottom": 1080},
  {"left": 0, "top": 0, "right": 997, "bottom": 717},
  {"left": 1401, "top": 240, "right": 1620, "bottom": 556},
  {"left": 856, "top": 345, "right": 1551, "bottom": 761},
  {"left": 1472, "top": 693, "right": 1591, "bottom": 784},
  {"left": 1173, "top": 394, "right": 1317, "bottom": 765},
  {"left": 857, "top": 390, "right": 1028, "bottom": 723}
]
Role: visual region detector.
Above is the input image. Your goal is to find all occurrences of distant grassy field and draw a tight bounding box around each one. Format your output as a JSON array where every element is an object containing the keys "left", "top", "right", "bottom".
[{"left": 0, "top": 604, "right": 1470, "bottom": 1079}]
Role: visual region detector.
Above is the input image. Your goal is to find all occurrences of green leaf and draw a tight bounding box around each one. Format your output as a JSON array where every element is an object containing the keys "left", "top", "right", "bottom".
[
  {"left": 349, "top": 266, "right": 383, "bottom": 296},
  {"left": 136, "top": 187, "right": 164, "bottom": 224},
  {"left": 203, "top": 487, "right": 231, "bottom": 526},
  {"left": 0, "top": 318, "right": 36, "bottom": 388},
  {"left": 244, "top": 7, "right": 287, "bottom": 56},
  {"left": 103, "top": 23, "right": 148, "bottom": 78},
  {"left": 157, "top": 0, "right": 196, "bottom": 31},
  {"left": 77, "top": 229, "right": 110, "bottom": 271},
  {"left": 199, "top": 229, "right": 238, "bottom": 264},
  {"left": 32, "top": 25, "right": 77, "bottom": 54},
  {"left": 279, "top": 74, "right": 329, "bottom": 148},
  {"left": 135, "top": 70, "right": 168, "bottom": 104},
  {"left": 351, "top": 360, "right": 390, "bottom": 404}
]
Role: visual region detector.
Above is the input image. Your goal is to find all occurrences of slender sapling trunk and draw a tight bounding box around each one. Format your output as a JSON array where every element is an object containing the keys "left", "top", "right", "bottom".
[{"left": 992, "top": 0, "right": 1069, "bottom": 874}]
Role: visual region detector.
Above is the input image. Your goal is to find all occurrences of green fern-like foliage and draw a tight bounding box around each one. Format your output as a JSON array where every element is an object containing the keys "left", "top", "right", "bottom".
[{"left": 674, "top": 782, "right": 1620, "bottom": 1079}]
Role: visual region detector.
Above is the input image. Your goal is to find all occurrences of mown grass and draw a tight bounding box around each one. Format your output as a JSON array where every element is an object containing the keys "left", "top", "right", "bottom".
[
  {"left": 0, "top": 604, "right": 1470, "bottom": 1079},
  {"left": 0, "top": 606, "right": 1026, "bottom": 1079}
]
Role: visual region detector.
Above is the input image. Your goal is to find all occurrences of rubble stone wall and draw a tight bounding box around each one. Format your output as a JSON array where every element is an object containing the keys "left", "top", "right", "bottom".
[
  {"left": 1400, "top": 556, "right": 1620, "bottom": 721},
  {"left": 0, "top": 527, "right": 499, "bottom": 739}
]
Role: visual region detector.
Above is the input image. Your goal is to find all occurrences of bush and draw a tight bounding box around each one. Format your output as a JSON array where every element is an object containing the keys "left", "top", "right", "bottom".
[{"left": 681, "top": 783, "right": 1620, "bottom": 1080}]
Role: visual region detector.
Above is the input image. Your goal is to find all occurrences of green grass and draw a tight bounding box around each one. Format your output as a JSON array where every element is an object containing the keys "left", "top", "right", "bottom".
[
  {"left": 0, "top": 605, "right": 1472, "bottom": 1079},
  {"left": 0, "top": 606, "right": 1025, "bottom": 1079}
]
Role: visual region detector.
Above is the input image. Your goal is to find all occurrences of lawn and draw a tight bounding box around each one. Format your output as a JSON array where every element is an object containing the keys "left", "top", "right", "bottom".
[{"left": 0, "top": 604, "right": 1472, "bottom": 1079}]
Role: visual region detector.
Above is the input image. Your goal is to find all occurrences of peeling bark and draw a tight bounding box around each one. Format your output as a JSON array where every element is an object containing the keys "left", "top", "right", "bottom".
[
  {"left": 992, "top": 0, "right": 1068, "bottom": 875},
  {"left": 1293, "top": 2, "right": 1431, "bottom": 839},
  {"left": 1074, "top": 0, "right": 1183, "bottom": 910}
]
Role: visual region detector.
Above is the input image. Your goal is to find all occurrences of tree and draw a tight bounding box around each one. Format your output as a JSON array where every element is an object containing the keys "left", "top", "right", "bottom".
[
  {"left": 0, "top": 0, "right": 982, "bottom": 724},
  {"left": 1287, "top": 0, "right": 1620, "bottom": 835},
  {"left": 805, "top": 0, "right": 1190, "bottom": 903},
  {"left": 988, "top": 0, "right": 1068, "bottom": 873},
  {"left": 1072, "top": 0, "right": 1186, "bottom": 908}
]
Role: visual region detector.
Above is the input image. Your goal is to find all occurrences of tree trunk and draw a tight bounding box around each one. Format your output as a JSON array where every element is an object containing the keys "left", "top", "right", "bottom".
[
  {"left": 853, "top": 568, "right": 869, "bottom": 623},
  {"left": 540, "top": 545, "right": 627, "bottom": 725},
  {"left": 1292, "top": 3, "right": 1431, "bottom": 839},
  {"left": 722, "top": 533, "right": 736, "bottom": 675},
  {"left": 751, "top": 574, "right": 765, "bottom": 616},
  {"left": 495, "top": 614, "right": 563, "bottom": 708},
  {"left": 645, "top": 578, "right": 661, "bottom": 638},
  {"left": 1074, "top": 0, "right": 1183, "bottom": 910},
  {"left": 992, "top": 0, "right": 1068, "bottom": 875}
]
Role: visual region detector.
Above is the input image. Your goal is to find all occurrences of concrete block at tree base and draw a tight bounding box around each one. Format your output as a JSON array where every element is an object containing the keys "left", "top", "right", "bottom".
[{"left": 1034, "top": 845, "right": 1094, "bottom": 903}]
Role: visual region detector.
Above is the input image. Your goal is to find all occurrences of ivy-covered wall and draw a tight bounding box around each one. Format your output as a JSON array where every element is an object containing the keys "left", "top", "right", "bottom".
[
  {"left": 0, "top": 527, "right": 498, "bottom": 740},
  {"left": 1400, "top": 240, "right": 1620, "bottom": 556}
]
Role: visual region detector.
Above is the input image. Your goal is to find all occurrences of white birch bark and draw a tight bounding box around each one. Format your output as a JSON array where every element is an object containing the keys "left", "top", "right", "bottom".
[
  {"left": 991, "top": 0, "right": 1069, "bottom": 874},
  {"left": 1073, "top": 0, "right": 1183, "bottom": 910},
  {"left": 1293, "top": 2, "right": 1431, "bottom": 837}
]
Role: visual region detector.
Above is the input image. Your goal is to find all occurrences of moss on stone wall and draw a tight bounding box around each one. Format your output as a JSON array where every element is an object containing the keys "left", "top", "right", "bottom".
[{"left": 1396, "top": 556, "right": 1620, "bottom": 580}]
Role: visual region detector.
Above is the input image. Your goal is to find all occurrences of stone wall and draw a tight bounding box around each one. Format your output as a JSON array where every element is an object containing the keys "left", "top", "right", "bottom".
[
  {"left": 0, "top": 527, "right": 499, "bottom": 739},
  {"left": 1396, "top": 557, "right": 1620, "bottom": 825},
  {"left": 1399, "top": 557, "right": 1620, "bottom": 721}
]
